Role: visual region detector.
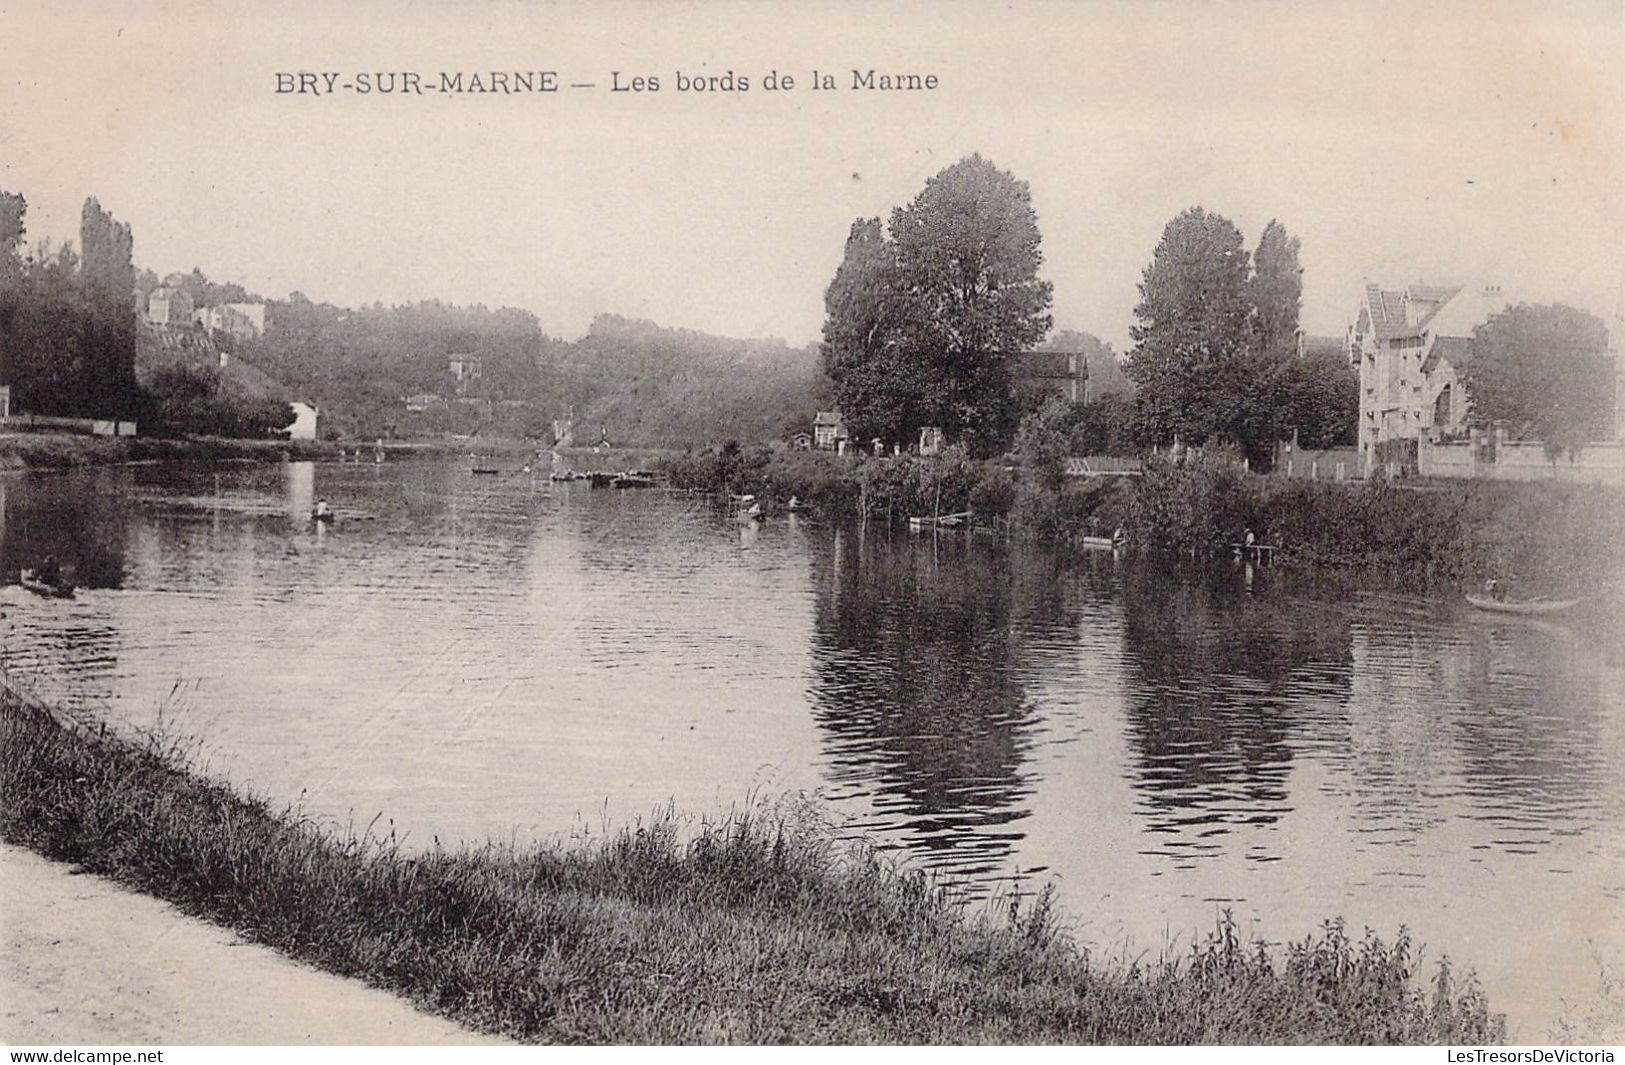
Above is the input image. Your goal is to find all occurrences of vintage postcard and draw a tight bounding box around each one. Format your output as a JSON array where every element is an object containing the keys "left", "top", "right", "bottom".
[{"left": 1, "top": 0, "right": 1621, "bottom": 1053}]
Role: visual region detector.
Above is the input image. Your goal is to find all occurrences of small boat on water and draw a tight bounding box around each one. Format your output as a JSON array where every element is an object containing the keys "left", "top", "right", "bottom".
[
  {"left": 19, "top": 570, "right": 74, "bottom": 599},
  {"left": 471, "top": 466, "right": 501, "bottom": 476},
  {"left": 1466, "top": 594, "right": 1584, "bottom": 616},
  {"left": 909, "top": 511, "right": 971, "bottom": 532},
  {"left": 612, "top": 474, "right": 655, "bottom": 489}
]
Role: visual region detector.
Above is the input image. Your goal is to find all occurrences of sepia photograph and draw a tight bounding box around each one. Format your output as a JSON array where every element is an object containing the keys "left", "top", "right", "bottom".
[{"left": 1, "top": 0, "right": 1622, "bottom": 1051}]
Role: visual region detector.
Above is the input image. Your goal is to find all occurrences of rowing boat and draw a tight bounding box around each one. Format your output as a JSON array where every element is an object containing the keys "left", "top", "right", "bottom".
[{"left": 1465, "top": 594, "right": 1583, "bottom": 616}]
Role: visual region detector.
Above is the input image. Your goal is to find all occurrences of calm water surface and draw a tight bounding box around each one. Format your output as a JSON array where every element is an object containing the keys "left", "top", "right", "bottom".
[{"left": 3, "top": 458, "right": 1622, "bottom": 1038}]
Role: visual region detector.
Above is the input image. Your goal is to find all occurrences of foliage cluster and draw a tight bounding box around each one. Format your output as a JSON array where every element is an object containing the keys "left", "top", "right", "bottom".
[
  {"left": 1126, "top": 212, "right": 1356, "bottom": 465},
  {"left": 142, "top": 364, "right": 295, "bottom": 439},
  {"left": 1, "top": 193, "right": 142, "bottom": 419},
  {"left": 1460, "top": 302, "right": 1614, "bottom": 455},
  {"left": 822, "top": 155, "right": 1053, "bottom": 456}
]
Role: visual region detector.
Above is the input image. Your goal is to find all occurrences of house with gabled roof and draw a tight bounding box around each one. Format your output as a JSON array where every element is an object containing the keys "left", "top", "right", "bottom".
[{"left": 1347, "top": 282, "right": 1511, "bottom": 461}]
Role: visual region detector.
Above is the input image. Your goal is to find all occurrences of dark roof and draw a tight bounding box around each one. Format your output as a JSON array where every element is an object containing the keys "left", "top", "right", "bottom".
[
  {"left": 814, "top": 411, "right": 844, "bottom": 427},
  {"left": 1363, "top": 283, "right": 1465, "bottom": 340},
  {"left": 1015, "top": 350, "right": 1079, "bottom": 379},
  {"left": 1365, "top": 284, "right": 1411, "bottom": 339}
]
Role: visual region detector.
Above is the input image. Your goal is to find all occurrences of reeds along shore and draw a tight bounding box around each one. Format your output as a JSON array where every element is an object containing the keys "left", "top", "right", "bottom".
[
  {"left": 664, "top": 446, "right": 1625, "bottom": 591},
  {"left": 0, "top": 689, "right": 1504, "bottom": 1044}
]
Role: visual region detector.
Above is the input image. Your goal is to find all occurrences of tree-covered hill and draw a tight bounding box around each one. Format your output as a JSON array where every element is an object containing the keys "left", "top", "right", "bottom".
[{"left": 547, "top": 314, "right": 828, "bottom": 448}]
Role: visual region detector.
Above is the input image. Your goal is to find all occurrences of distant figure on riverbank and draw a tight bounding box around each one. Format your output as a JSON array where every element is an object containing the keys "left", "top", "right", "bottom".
[
  {"left": 313, "top": 499, "right": 332, "bottom": 522},
  {"left": 1483, "top": 577, "right": 1506, "bottom": 602}
]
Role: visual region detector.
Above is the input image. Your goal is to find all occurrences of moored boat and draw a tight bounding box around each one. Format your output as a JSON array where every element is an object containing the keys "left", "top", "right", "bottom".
[
  {"left": 1465, "top": 594, "right": 1583, "bottom": 616},
  {"left": 20, "top": 571, "right": 75, "bottom": 599}
]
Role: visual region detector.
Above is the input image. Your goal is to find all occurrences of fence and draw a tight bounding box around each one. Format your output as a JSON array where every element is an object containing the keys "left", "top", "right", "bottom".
[
  {"left": 1274, "top": 443, "right": 1362, "bottom": 481},
  {"left": 0, "top": 414, "right": 137, "bottom": 437},
  {"left": 1419, "top": 436, "right": 1624, "bottom": 486},
  {"left": 1063, "top": 455, "right": 1142, "bottom": 477}
]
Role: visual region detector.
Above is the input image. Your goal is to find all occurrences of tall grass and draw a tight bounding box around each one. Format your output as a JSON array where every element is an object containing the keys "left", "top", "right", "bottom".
[
  {"left": 662, "top": 447, "right": 1623, "bottom": 591},
  {"left": 0, "top": 689, "right": 1503, "bottom": 1044}
]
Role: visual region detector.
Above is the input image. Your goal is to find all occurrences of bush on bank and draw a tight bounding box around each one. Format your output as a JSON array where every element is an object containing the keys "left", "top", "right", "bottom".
[
  {"left": 661, "top": 446, "right": 1624, "bottom": 590},
  {"left": 1, "top": 689, "right": 1503, "bottom": 1044}
]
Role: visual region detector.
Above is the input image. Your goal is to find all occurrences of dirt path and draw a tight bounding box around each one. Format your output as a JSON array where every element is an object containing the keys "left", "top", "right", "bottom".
[{"left": 0, "top": 844, "right": 503, "bottom": 1045}]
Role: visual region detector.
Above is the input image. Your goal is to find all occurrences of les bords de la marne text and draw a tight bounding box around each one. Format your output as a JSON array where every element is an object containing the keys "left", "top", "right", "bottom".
[{"left": 275, "top": 69, "right": 939, "bottom": 96}]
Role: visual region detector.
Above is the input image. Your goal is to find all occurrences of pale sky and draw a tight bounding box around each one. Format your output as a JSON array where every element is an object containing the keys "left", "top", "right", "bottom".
[{"left": 2, "top": 0, "right": 1621, "bottom": 350}]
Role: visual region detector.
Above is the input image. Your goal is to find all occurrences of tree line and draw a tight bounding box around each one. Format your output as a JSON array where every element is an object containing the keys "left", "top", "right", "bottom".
[
  {"left": 1, "top": 192, "right": 141, "bottom": 420},
  {"left": 821, "top": 156, "right": 1610, "bottom": 468},
  {"left": 818, "top": 159, "right": 1359, "bottom": 466},
  {"left": 1, "top": 190, "right": 293, "bottom": 436}
]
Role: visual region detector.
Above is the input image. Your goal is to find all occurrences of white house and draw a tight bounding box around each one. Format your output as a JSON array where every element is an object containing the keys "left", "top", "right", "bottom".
[
  {"left": 1347, "top": 283, "right": 1511, "bottom": 460},
  {"left": 146, "top": 286, "right": 194, "bottom": 327},
  {"left": 195, "top": 302, "right": 267, "bottom": 341},
  {"left": 287, "top": 401, "right": 319, "bottom": 440}
]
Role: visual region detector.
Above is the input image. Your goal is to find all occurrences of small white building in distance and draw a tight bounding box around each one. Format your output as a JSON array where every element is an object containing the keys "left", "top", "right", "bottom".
[
  {"left": 288, "top": 401, "right": 319, "bottom": 440},
  {"left": 196, "top": 302, "right": 267, "bottom": 341},
  {"left": 146, "top": 286, "right": 195, "bottom": 327}
]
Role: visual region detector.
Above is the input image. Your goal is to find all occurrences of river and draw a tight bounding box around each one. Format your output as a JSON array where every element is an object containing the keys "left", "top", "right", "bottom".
[{"left": 3, "top": 457, "right": 1621, "bottom": 1039}]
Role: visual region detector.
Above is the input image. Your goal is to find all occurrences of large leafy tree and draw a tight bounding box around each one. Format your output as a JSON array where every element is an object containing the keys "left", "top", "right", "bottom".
[
  {"left": 1460, "top": 302, "right": 1611, "bottom": 454},
  {"left": 1126, "top": 207, "right": 1254, "bottom": 450},
  {"left": 1127, "top": 211, "right": 1353, "bottom": 466},
  {"left": 1280, "top": 347, "right": 1358, "bottom": 450},
  {"left": 821, "top": 218, "right": 931, "bottom": 445},
  {"left": 822, "top": 154, "right": 1053, "bottom": 455},
  {"left": 79, "top": 197, "right": 140, "bottom": 417},
  {"left": 1249, "top": 219, "right": 1302, "bottom": 362}
]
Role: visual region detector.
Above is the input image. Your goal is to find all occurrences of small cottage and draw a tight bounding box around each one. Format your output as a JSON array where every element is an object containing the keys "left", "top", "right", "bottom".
[{"left": 813, "top": 411, "right": 848, "bottom": 451}]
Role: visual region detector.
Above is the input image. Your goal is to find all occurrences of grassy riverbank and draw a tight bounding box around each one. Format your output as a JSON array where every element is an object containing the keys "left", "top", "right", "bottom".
[
  {"left": 0, "top": 431, "right": 340, "bottom": 471},
  {"left": 664, "top": 446, "right": 1625, "bottom": 592},
  {"left": 0, "top": 689, "right": 1502, "bottom": 1044},
  {"left": 0, "top": 432, "right": 563, "bottom": 472}
]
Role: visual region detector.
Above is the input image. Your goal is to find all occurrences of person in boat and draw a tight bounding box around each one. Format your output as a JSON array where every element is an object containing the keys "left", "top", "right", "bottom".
[
  {"left": 35, "top": 554, "right": 62, "bottom": 586},
  {"left": 1483, "top": 577, "right": 1505, "bottom": 602}
]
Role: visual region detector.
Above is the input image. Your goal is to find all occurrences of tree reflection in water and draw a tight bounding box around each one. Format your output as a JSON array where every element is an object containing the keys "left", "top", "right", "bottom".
[
  {"left": 806, "top": 526, "right": 1045, "bottom": 883},
  {"left": 1117, "top": 563, "right": 1354, "bottom": 865}
]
